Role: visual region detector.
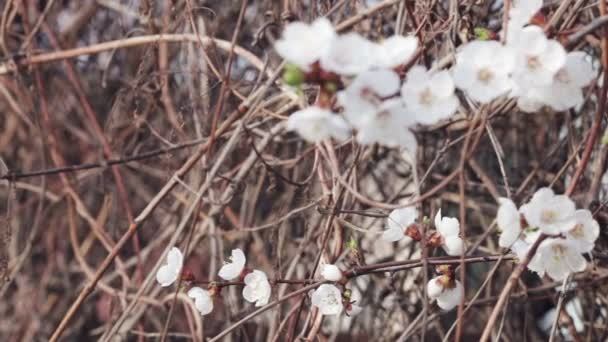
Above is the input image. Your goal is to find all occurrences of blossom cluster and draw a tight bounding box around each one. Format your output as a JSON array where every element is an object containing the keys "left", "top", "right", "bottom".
[
  {"left": 155, "top": 247, "right": 362, "bottom": 317},
  {"left": 381, "top": 207, "right": 464, "bottom": 257},
  {"left": 497, "top": 188, "right": 599, "bottom": 281},
  {"left": 380, "top": 207, "right": 465, "bottom": 310},
  {"left": 276, "top": 0, "right": 595, "bottom": 150},
  {"left": 156, "top": 247, "right": 271, "bottom": 316}
]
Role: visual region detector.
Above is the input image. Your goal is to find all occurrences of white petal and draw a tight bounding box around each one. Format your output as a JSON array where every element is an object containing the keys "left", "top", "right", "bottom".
[
  {"left": 167, "top": 247, "right": 184, "bottom": 269},
  {"left": 432, "top": 70, "right": 455, "bottom": 97},
  {"left": 443, "top": 236, "right": 464, "bottom": 256},
  {"left": 542, "top": 40, "right": 567, "bottom": 73},
  {"left": 320, "top": 33, "right": 376, "bottom": 75},
  {"left": 311, "top": 284, "right": 343, "bottom": 315},
  {"left": 287, "top": 107, "right": 349, "bottom": 143},
  {"left": 565, "top": 51, "right": 595, "bottom": 87},
  {"left": 427, "top": 277, "right": 444, "bottom": 299},
  {"left": 511, "top": 239, "right": 530, "bottom": 260},
  {"left": 375, "top": 35, "right": 418, "bottom": 68},
  {"left": 434, "top": 210, "right": 442, "bottom": 230},
  {"left": 387, "top": 207, "right": 418, "bottom": 231},
  {"left": 437, "top": 280, "right": 463, "bottom": 311},
  {"left": 497, "top": 198, "right": 522, "bottom": 248},
  {"left": 274, "top": 18, "right": 336, "bottom": 70},
  {"left": 218, "top": 248, "right": 246, "bottom": 280},
  {"left": 242, "top": 270, "right": 272, "bottom": 307},
  {"left": 566, "top": 209, "right": 600, "bottom": 253},
  {"left": 437, "top": 217, "right": 460, "bottom": 237},
  {"left": 381, "top": 226, "right": 407, "bottom": 242},
  {"left": 156, "top": 265, "right": 179, "bottom": 287},
  {"left": 321, "top": 264, "right": 343, "bottom": 282},
  {"left": 188, "top": 287, "right": 213, "bottom": 316}
]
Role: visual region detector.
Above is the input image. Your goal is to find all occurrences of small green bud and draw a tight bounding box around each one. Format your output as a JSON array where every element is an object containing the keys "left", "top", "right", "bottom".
[
  {"left": 347, "top": 236, "right": 358, "bottom": 250},
  {"left": 283, "top": 63, "right": 305, "bottom": 86},
  {"left": 474, "top": 27, "right": 492, "bottom": 41},
  {"left": 422, "top": 216, "right": 431, "bottom": 225},
  {"left": 324, "top": 81, "right": 338, "bottom": 93},
  {"left": 343, "top": 288, "right": 353, "bottom": 300}
]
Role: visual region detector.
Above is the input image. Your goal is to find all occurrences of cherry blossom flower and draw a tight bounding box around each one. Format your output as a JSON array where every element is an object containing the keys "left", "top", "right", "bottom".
[
  {"left": 510, "top": 26, "right": 566, "bottom": 88},
  {"left": 243, "top": 270, "right": 272, "bottom": 307},
  {"left": 530, "top": 51, "right": 595, "bottom": 111},
  {"left": 519, "top": 188, "right": 576, "bottom": 235},
  {"left": 401, "top": 66, "right": 459, "bottom": 125},
  {"left": 497, "top": 198, "right": 522, "bottom": 248},
  {"left": 535, "top": 238, "right": 587, "bottom": 281},
  {"left": 321, "top": 264, "right": 343, "bottom": 282},
  {"left": 374, "top": 35, "right": 418, "bottom": 69},
  {"left": 355, "top": 98, "right": 417, "bottom": 150},
  {"left": 565, "top": 209, "right": 600, "bottom": 253},
  {"left": 311, "top": 284, "right": 343, "bottom": 315},
  {"left": 218, "top": 248, "right": 246, "bottom": 281},
  {"left": 427, "top": 275, "right": 464, "bottom": 311},
  {"left": 337, "top": 69, "right": 401, "bottom": 128},
  {"left": 187, "top": 287, "right": 213, "bottom": 316},
  {"left": 434, "top": 210, "right": 464, "bottom": 256},
  {"left": 453, "top": 40, "right": 515, "bottom": 103},
  {"left": 321, "top": 33, "right": 377, "bottom": 75},
  {"left": 381, "top": 207, "right": 418, "bottom": 242},
  {"left": 286, "top": 106, "right": 351, "bottom": 143},
  {"left": 156, "top": 247, "right": 183, "bottom": 287},
  {"left": 274, "top": 18, "right": 336, "bottom": 71}
]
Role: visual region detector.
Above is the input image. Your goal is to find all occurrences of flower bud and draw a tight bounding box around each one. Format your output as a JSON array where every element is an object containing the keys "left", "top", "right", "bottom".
[
  {"left": 283, "top": 63, "right": 305, "bottom": 86},
  {"left": 435, "top": 264, "right": 454, "bottom": 276},
  {"left": 474, "top": 27, "right": 496, "bottom": 41},
  {"left": 405, "top": 223, "right": 423, "bottom": 241},
  {"left": 427, "top": 231, "right": 444, "bottom": 247}
]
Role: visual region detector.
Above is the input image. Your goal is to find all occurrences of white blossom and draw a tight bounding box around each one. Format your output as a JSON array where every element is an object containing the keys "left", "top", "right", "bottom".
[
  {"left": 321, "top": 264, "right": 343, "bottom": 282},
  {"left": 534, "top": 51, "right": 595, "bottom": 111},
  {"left": 565, "top": 209, "right": 600, "bottom": 253},
  {"left": 401, "top": 66, "right": 459, "bottom": 125},
  {"left": 156, "top": 247, "right": 183, "bottom": 287},
  {"left": 243, "top": 270, "right": 272, "bottom": 307},
  {"left": 374, "top": 35, "right": 418, "bottom": 69},
  {"left": 286, "top": 106, "right": 351, "bottom": 143},
  {"left": 453, "top": 40, "right": 515, "bottom": 103},
  {"left": 427, "top": 276, "right": 464, "bottom": 311},
  {"left": 510, "top": 26, "right": 566, "bottom": 88},
  {"left": 320, "top": 33, "right": 377, "bottom": 75},
  {"left": 218, "top": 248, "right": 246, "bottom": 281},
  {"left": 187, "top": 287, "right": 213, "bottom": 316},
  {"left": 434, "top": 210, "right": 464, "bottom": 256},
  {"left": 338, "top": 69, "right": 401, "bottom": 128},
  {"left": 497, "top": 198, "right": 522, "bottom": 248},
  {"left": 311, "top": 284, "right": 343, "bottom": 315},
  {"left": 274, "top": 18, "right": 336, "bottom": 71},
  {"left": 519, "top": 188, "right": 576, "bottom": 235},
  {"left": 536, "top": 238, "right": 587, "bottom": 281},
  {"left": 381, "top": 207, "right": 418, "bottom": 242},
  {"left": 355, "top": 98, "right": 417, "bottom": 150}
]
